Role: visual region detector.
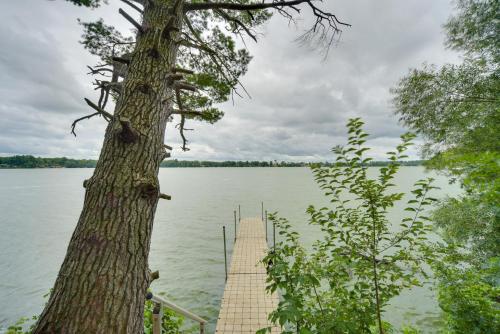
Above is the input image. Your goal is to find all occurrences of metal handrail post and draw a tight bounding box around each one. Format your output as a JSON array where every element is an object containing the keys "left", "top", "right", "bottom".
[
  {"left": 234, "top": 210, "right": 237, "bottom": 243},
  {"left": 265, "top": 210, "right": 268, "bottom": 242},
  {"left": 273, "top": 221, "right": 276, "bottom": 248},
  {"left": 223, "top": 226, "right": 228, "bottom": 282},
  {"left": 261, "top": 201, "right": 264, "bottom": 221}
]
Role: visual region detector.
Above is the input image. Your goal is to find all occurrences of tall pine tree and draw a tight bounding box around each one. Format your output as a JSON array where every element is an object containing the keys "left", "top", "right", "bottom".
[{"left": 34, "top": 1, "right": 349, "bottom": 332}]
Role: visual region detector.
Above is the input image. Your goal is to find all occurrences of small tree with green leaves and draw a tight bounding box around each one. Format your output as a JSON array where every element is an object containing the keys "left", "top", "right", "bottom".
[{"left": 259, "top": 118, "right": 438, "bottom": 334}]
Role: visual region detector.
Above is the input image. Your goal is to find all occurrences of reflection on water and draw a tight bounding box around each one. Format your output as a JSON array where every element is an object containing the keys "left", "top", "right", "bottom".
[{"left": 0, "top": 167, "right": 460, "bottom": 332}]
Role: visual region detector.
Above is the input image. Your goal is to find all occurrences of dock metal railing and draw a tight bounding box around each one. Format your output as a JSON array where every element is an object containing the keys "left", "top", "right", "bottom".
[{"left": 148, "top": 293, "right": 207, "bottom": 334}]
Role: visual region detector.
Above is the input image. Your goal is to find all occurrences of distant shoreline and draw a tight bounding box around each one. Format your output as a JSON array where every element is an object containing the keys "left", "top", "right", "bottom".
[{"left": 0, "top": 155, "right": 425, "bottom": 169}]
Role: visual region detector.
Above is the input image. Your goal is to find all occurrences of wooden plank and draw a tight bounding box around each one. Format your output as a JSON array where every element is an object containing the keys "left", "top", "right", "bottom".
[{"left": 216, "top": 217, "right": 280, "bottom": 334}]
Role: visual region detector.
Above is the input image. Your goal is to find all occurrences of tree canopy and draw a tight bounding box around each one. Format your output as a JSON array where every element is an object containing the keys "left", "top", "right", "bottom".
[
  {"left": 392, "top": 0, "right": 499, "bottom": 331},
  {"left": 392, "top": 0, "right": 499, "bottom": 156}
]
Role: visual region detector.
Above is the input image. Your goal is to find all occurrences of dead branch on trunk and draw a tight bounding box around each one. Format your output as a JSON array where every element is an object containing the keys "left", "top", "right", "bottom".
[
  {"left": 120, "top": 0, "right": 143, "bottom": 14},
  {"left": 71, "top": 112, "right": 101, "bottom": 136},
  {"left": 87, "top": 65, "right": 113, "bottom": 76},
  {"left": 172, "top": 109, "right": 203, "bottom": 117},
  {"left": 86, "top": 52, "right": 132, "bottom": 112},
  {"left": 112, "top": 55, "right": 131, "bottom": 65},
  {"left": 173, "top": 81, "right": 197, "bottom": 92},
  {"left": 84, "top": 98, "right": 114, "bottom": 120},
  {"left": 136, "top": 178, "right": 159, "bottom": 199},
  {"left": 159, "top": 143, "right": 172, "bottom": 161},
  {"left": 117, "top": 117, "right": 139, "bottom": 143},
  {"left": 159, "top": 193, "right": 172, "bottom": 200},
  {"left": 166, "top": 73, "right": 184, "bottom": 85},
  {"left": 161, "top": 150, "right": 171, "bottom": 159},
  {"left": 119, "top": 8, "right": 144, "bottom": 34},
  {"left": 175, "top": 89, "right": 190, "bottom": 151},
  {"left": 71, "top": 98, "right": 114, "bottom": 136},
  {"left": 94, "top": 80, "right": 123, "bottom": 94},
  {"left": 173, "top": 67, "right": 194, "bottom": 75},
  {"left": 149, "top": 270, "right": 160, "bottom": 282}
]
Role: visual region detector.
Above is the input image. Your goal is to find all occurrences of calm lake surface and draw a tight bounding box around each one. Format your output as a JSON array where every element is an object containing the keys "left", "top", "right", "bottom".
[{"left": 0, "top": 167, "right": 461, "bottom": 333}]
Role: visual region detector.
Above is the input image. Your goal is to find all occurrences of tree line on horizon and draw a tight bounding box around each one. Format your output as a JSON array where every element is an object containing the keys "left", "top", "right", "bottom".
[{"left": 0, "top": 155, "right": 425, "bottom": 169}]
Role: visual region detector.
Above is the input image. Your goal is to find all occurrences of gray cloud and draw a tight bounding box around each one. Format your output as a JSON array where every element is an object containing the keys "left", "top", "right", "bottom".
[{"left": 0, "top": 0, "right": 457, "bottom": 161}]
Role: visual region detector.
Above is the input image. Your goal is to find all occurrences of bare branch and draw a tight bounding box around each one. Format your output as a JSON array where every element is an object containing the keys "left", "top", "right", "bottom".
[
  {"left": 71, "top": 112, "right": 101, "bottom": 137},
  {"left": 72, "top": 91, "right": 116, "bottom": 138},
  {"left": 161, "top": 150, "right": 171, "bottom": 159},
  {"left": 166, "top": 73, "right": 184, "bottom": 85},
  {"left": 185, "top": 0, "right": 311, "bottom": 12},
  {"left": 87, "top": 65, "right": 113, "bottom": 76},
  {"left": 175, "top": 89, "right": 190, "bottom": 151},
  {"left": 120, "top": 0, "right": 143, "bottom": 14},
  {"left": 171, "top": 109, "right": 203, "bottom": 116},
  {"left": 94, "top": 80, "right": 122, "bottom": 94},
  {"left": 84, "top": 98, "right": 114, "bottom": 121},
  {"left": 173, "top": 81, "right": 197, "bottom": 92},
  {"left": 149, "top": 269, "right": 160, "bottom": 282},
  {"left": 119, "top": 8, "right": 144, "bottom": 34},
  {"left": 173, "top": 67, "right": 194, "bottom": 75},
  {"left": 99, "top": 83, "right": 112, "bottom": 110},
  {"left": 112, "top": 55, "right": 131, "bottom": 65}
]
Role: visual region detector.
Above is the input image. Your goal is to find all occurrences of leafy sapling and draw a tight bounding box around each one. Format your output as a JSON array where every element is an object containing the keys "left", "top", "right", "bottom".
[{"left": 260, "top": 118, "right": 438, "bottom": 334}]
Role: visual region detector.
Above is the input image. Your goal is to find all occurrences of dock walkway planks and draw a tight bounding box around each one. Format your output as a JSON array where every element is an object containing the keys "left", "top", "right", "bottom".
[{"left": 215, "top": 217, "right": 280, "bottom": 334}]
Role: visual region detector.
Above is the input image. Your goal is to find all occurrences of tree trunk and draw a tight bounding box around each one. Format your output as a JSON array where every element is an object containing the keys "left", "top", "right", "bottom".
[{"left": 33, "top": 2, "right": 183, "bottom": 333}]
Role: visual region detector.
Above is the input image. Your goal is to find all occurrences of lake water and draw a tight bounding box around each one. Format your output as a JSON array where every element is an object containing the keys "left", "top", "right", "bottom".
[{"left": 0, "top": 167, "right": 461, "bottom": 333}]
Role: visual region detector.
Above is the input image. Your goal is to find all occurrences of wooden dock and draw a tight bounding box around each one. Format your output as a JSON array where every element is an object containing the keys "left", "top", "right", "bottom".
[{"left": 215, "top": 217, "right": 280, "bottom": 334}]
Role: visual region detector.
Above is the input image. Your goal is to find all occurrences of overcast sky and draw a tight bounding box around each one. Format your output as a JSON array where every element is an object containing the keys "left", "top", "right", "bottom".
[{"left": 0, "top": 0, "right": 459, "bottom": 161}]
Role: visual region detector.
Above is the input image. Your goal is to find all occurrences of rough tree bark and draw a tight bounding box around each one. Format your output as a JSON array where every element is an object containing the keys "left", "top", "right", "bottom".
[{"left": 33, "top": 2, "right": 183, "bottom": 333}]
